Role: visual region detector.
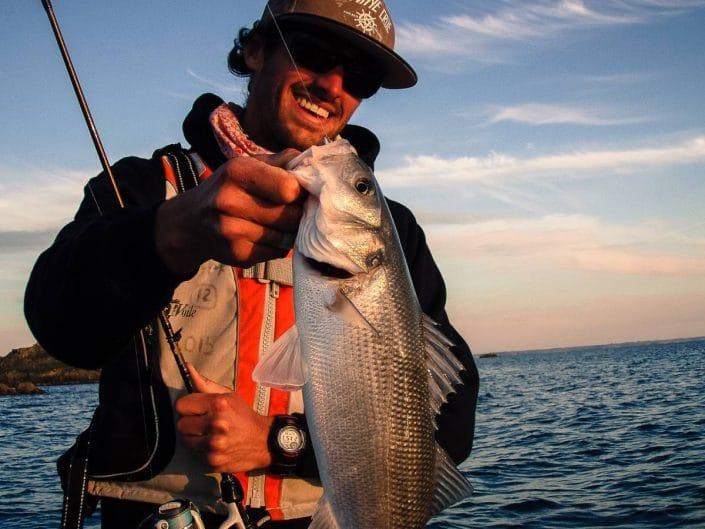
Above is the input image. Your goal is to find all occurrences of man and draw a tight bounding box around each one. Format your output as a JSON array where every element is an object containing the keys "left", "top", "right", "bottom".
[{"left": 25, "top": 1, "right": 479, "bottom": 528}]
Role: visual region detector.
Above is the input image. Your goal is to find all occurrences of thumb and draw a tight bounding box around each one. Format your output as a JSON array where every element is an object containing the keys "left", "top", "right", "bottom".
[{"left": 187, "top": 363, "right": 231, "bottom": 394}]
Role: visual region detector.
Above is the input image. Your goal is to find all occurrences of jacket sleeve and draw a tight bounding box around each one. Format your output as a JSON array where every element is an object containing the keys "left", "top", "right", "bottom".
[
  {"left": 24, "top": 155, "right": 189, "bottom": 369},
  {"left": 389, "top": 200, "right": 480, "bottom": 465}
]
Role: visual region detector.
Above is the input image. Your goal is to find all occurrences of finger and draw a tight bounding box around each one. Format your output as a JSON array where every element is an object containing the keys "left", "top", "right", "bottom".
[
  {"left": 253, "top": 148, "right": 301, "bottom": 169},
  {"left": 187, "top": 363, "right": 231, "bottom": 394},
  {"left": 225, "top": 158, "right": 305, "bottom": 205},
  {"left": 175, "top": 393, "right": 211, "bottom": 416},
  {"left": 215, "top": 189, "right": 303, "bottom": 233},
  {"left": 182, "top": 434, "right": 210, "bottom": 453},
  {"left": 220, "top": 218, "right": 296, "bottom": 251},
  {"left": 176, "top": 415, "right": 208, "bottom": 436},
  {"left": 221, "top": 239, "right": 290, "bottom": 269}
]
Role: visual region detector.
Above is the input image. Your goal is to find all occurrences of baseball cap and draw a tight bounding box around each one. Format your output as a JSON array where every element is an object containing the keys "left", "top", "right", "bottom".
[{"left": 261, "top": 0, "right": 417, "bottom": 89}]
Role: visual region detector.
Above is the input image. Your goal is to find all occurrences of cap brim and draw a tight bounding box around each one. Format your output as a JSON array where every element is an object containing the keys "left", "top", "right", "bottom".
[{"left": 274, "top": 14, "right": 417, "bottom": 90}]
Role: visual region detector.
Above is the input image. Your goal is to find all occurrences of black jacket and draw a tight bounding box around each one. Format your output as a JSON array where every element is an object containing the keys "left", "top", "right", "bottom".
[{"left": 25, "top": 93, "right": 479, "bottom": 483}]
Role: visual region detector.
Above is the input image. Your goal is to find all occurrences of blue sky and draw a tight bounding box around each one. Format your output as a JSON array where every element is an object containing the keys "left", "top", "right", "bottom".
[{"left": 1, "top": 0, "right": 704, "bottom": 353}]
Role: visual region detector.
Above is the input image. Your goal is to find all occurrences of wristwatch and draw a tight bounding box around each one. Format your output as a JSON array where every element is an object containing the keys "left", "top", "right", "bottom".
[{"left": 267, "top": 415, "right": 308, "bottom": 476}]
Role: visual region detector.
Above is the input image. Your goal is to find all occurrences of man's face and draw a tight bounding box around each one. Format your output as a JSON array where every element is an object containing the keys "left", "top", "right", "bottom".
[{"left": 243, "top": 32, "right": 373, "bottom": 151}]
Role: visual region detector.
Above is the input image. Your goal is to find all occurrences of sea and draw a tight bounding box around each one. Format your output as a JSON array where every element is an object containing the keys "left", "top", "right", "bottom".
[{"left": 1, "top": 338, "right": 703, "bottom": 528}]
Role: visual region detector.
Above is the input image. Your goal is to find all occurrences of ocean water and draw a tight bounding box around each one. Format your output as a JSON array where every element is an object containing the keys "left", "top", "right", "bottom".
[{"left": 1, "top": 338, "right": 704, "bottom": 528}]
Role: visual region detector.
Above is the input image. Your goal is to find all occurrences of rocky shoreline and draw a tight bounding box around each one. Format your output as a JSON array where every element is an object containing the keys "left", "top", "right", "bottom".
[{"left": 0, "top": 344, "right": 99, "bottom": 396}]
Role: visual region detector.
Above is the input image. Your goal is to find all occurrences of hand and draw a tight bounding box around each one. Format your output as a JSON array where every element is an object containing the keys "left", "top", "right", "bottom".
[
  {"left": 175, "top": 363, "right": 274, "bottom": 473},
  {"left": 156, "top": 149, "right": 304, "bottom": 275}
]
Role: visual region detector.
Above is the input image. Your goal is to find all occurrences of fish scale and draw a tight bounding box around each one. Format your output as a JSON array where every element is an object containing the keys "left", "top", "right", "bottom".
[{"left": 387, "top": 269, "right": 434, "bottom": 528}]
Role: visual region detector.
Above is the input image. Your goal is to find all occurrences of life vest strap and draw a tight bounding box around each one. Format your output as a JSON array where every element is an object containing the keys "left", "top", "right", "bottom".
[{"left": 242, "top": 259, "right": 293, "bottom": 287}]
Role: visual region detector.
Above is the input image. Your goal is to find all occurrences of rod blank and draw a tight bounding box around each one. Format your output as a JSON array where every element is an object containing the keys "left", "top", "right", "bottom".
[{"left": 41, "top": 0, "right": 125, "bottom": 208}]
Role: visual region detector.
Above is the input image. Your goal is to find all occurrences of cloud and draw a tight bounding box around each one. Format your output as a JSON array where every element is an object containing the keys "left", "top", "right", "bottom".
[
  {"left": 396, "top": 0, "right": 705, "bottom": 64},
  {"left": 487, "top": 103, "right": 647, "bottom": 126},
  {"left": 577, "top": 72, "right": 657, "bottom": 85},
  {"left": 0, "top": 165, "right": 91, "bottom": 232},
  {"left": 456, "top": 292, "right": 705, "bottom": 353},
  {"left": 424, "top": 214, "right": 705, "bottom": 277},
  {"left": 186, "top": 69, "right": 242, "bottom": 94},
  {"left": 434, "top": 213, "right": 705, "bottom": 351},
  {"left": 156, "top": 89, "right": 197, "bottom": 101},
  {"left": 378, "top": 135, "right": 705, "bottom": 187},
  {"left": 0, "top": 230, "right": 56, "bottom": 251},
  {"left": 572, "top": 247, "right": 705, "bottom": 276},
  {"left": 412, "top": 211, "right": 490, "bottom": 226}
]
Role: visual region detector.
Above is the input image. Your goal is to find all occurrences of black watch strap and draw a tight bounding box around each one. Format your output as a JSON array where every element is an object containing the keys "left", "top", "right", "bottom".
[{"left": 267, "top": 414, "right": 308, "bottom": 476}]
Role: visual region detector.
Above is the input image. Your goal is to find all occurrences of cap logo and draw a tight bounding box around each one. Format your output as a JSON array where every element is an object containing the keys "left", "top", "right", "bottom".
[{"left": 342, "top": 0, "right": 392, "bottom": 40}]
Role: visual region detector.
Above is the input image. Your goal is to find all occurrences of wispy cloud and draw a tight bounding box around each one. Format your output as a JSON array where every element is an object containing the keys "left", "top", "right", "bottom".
[
  {"left": 577, "top": 72, "right": 658, "bottom": 85},
  {"left": 0, "top": 230, "right": 55, "bottom": 251},
  {"left": 378, "top": 135, "right": 705, "bottom": 186},
  {"left": 455, "top": 292, "right": 705, "bottom": 353},
  {"left": 186, "top": 69, "right": 242, "bottom": 94},
  {"left": 397, "top": 0, "right": 705, "bottom": 64},
  {"left": 487, "top": 103, "right": 647, "bottom": 126},
  {"left": 425, "top": 214, "right": 705, "bottom": 277},
  {"left": 0, "top": 165, "right": 91, "bottom": 232},
  {"left": 156, "top": 88, "right": 198, "bottom": 101}
]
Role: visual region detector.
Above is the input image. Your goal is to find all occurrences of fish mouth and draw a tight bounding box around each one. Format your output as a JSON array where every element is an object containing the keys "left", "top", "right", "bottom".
[{"left": 305, "top": 257, "right": 354, "bottom": 279}]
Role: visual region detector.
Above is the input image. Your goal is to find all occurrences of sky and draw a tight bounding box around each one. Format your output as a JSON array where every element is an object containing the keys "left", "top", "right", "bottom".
[{"left": 1, "top": 0, "right": 704, "bottom": 354}]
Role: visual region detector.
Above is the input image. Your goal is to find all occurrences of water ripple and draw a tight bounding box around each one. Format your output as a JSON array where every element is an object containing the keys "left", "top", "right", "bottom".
[{"left": 2, "top": 339, "right": 704, "bottom": 528}]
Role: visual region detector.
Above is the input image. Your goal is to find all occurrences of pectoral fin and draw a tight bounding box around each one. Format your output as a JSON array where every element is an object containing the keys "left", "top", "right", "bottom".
[
  {"left": 309, "top": 496, "right": 341, "bottom": 529},
  {"left": 326, "top": 289, "right": 379, "bottom": 336},
  {"left": 252, "top": 325, "right": 306, "bottom": 391}
]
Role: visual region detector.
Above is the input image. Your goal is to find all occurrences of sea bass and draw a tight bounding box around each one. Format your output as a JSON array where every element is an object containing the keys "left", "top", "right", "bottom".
[{"left": 254, "top": 139, "right": 471, "bottom": 529}]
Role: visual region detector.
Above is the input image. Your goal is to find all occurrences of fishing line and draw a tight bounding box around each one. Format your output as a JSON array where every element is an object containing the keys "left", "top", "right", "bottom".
[{"left": 265, "top": 4, "right": 332, "bottom": 145}]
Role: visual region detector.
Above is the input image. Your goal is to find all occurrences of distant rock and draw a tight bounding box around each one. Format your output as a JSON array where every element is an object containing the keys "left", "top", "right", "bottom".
[
  {"left": 15, "top": 382, "right": 44, "bottom": 395},
  {"left": 0, "top": 383, "right": 17, "bottom": 396},
  {"left": 479, "top": 353, "right": 499, "bottom": 358},
  {"left": 0, "top": 344, "right": 99, "bottom": 397}
]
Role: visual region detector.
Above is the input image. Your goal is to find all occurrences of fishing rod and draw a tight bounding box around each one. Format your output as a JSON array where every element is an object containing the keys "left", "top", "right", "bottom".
[{"left": 40, "top": 2, "right": 255, "bottom": 528}]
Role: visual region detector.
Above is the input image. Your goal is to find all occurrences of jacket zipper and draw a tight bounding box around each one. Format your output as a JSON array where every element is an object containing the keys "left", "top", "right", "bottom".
[
  {"left": 90, "top": 329, "right": 160, "bottom": 479},
  {"left": 233, "top": 269, "right": 240, "bottom": 390}
]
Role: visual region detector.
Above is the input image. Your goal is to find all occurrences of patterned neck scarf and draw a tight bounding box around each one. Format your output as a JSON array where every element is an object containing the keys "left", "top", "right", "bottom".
[{"left": 209, "top": 102, "right": 271, "bottom": 158}]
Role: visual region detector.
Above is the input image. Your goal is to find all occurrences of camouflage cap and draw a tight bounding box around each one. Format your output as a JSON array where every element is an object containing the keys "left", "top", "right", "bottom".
[{"left": 261, "top": 0, "right": 417, "bottom": 89}]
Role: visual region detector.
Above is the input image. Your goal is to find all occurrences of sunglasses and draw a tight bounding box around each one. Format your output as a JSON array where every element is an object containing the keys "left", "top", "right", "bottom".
[{"left": 284, "top": 32, "right": 384, "bottom": 99}]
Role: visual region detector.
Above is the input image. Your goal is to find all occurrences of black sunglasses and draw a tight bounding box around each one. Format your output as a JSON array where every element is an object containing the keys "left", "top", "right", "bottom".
[{"left": 284, "top": 32, "right": 384, "bottom": 99}]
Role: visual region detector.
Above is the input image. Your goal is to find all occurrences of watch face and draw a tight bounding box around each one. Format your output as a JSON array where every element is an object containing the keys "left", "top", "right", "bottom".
[{"left": 277, "top": 425, "right": 305, "bottom": 454}]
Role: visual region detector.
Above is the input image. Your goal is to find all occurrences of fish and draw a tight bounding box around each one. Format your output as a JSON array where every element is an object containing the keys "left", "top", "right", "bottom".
[{"left": 253, "top": 138, "right": 472, "bottom": 529}]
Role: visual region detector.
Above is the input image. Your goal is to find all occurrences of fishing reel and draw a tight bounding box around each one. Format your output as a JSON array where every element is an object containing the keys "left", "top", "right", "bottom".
[{"left": 137, "top": 499, "right": 206, "bottom": 529}]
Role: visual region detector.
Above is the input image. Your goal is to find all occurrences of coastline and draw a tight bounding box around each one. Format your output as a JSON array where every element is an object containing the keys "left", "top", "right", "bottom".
[
  {"left": 0, "top": 344, "right": 99, "bottom": 396},
  {"left": 474, "top": 335, "right": 705, "bottom": 358}
]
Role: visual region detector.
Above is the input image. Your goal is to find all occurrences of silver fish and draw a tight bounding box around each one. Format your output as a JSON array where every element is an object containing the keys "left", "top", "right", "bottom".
[{"left": 254, "top": 139, "right": 471, "bottom": 529}]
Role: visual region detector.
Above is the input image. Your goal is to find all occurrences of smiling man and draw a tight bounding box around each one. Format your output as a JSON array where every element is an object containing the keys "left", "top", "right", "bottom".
[{"left": 25, "top": 1, "right": 479, "bottom": 528}]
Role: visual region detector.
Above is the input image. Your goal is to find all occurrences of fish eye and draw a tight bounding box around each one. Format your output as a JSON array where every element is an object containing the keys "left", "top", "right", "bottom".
[
  {"left": 366, "top": 250, "right": 385, "bottom": 269},
  {"left": 355, "top": 178, "right": 373, "bottom": 195}
]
